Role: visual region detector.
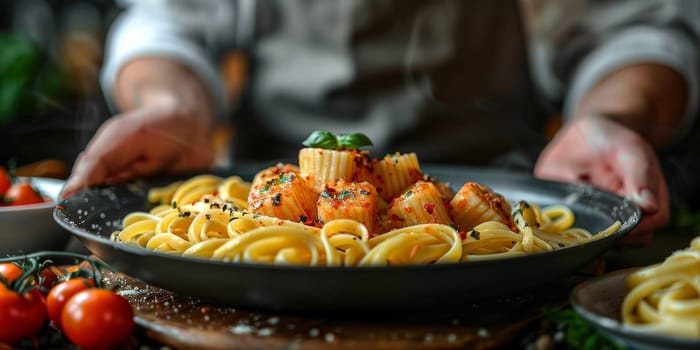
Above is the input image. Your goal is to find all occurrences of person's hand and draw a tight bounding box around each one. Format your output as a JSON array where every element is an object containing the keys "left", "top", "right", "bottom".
[
  {"left": 534, "top": 115, "right": 670, "bottom": 246},
  {"left": 61, "top": 105, "right": 215, "bottom": 198}
]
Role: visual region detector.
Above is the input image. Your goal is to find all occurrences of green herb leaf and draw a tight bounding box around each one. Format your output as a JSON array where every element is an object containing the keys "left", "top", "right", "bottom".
[
  {"left": 542, "top": 307, "right": 625, "bottom": 350},
  {"left": 302, "top": 130, "right": 373, "bottom": 150},
  {"left": 302, "top": 130, "right": 338, "bottom": 149},
  {"left": 337, "top": 132, "right": 373, "bottom": 149}
]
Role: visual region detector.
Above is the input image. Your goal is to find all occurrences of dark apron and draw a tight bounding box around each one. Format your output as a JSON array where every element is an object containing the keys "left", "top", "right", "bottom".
[{"left": 232, "top": 0, "right": 548, "bottom": 169}]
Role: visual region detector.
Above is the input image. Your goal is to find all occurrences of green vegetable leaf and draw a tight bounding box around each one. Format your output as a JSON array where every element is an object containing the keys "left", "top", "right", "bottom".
[
  {"left": 302, "top": 130, "right": 373, "bottom": 150},
  {"left": 0, "top": 78, "right": 28, "bottom": 122},
  {"left": 302, "top": 130, "right": 338, "bottom": 149},
  {"left": 0, "top": 32, "right": 70, "bottom": 122},
  {"left": 543, "top": 307, "right": 625, "bottom": 350},
  {"left": 337, "top": 132, "right": 373, "bottom": 149}
]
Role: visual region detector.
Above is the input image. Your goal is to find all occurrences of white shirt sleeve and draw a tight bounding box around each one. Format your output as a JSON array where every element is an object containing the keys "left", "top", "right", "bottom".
[
  {"left": 100, "top": 0, "right": 238, "bottom": 118},
  {"left": 527, "top": 0, "right": 700, "bottom": 146}
]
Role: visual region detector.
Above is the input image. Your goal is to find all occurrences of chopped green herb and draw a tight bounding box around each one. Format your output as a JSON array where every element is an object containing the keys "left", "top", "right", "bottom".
[
  {"left": 272, "top": 193, "right": 282, "bottom": 206},
  {"left": 337, "top": 189, "right": 355, "bottom": 200},
  {"left": 278, "top": 172, "right": 294, "bottom": 184},
  {"left": 470, "top": 230, "right": 481, "bottom": 240}
]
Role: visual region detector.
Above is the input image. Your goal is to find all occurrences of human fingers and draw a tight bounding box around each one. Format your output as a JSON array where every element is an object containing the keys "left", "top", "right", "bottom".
[
  {"left": 62, "top": 111, "right": 173, "bottom": 197},
  {"left": 534, "top": 119, "right": 596, "bottom": 184},
  {"left": 587, "top": 163, "right": 624, "bottom": 195},
  {"left": 61, "top": 152, "right": 106, "bottom": 198},
  {"left": 609, "top": 137, "right": 669, "bottom": 227},
  {"left": 62, "top": 119, "right": 135, "bottom": 196},
  {"left": 626, "top": 179, "right": 670, "bottom": 239},
  {"left": 618, "top": 185, "right": 668, "bottom": 248},
  {"left": 104, "top": 131, "right": 214, "bottom": 184},
  {"left": 534, "top": 158, "right": 585, "bottom": 183},
  {"left": 603, "top": 135, "right": 670, "bottom": 239},
  {"left": 61, "top": 120, "right": 144, "bottom": 198}
]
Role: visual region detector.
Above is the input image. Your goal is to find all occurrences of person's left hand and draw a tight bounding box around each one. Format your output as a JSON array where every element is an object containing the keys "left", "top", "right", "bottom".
[{"left": 534, "top": 115, "right": 670, "bottom": 246}]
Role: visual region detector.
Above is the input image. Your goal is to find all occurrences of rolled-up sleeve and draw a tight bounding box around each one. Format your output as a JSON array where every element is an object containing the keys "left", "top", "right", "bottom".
[
  {"left": 100, "top": 0, "right": 237, "bottom": 118},
  {"left": 529, "top": 0, "right": 700, "bottom": 144}
]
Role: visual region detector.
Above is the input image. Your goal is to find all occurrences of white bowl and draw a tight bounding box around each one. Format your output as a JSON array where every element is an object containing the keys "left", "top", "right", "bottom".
[{"left": 0, "top": 177, "right": 70, "bottom": 256}]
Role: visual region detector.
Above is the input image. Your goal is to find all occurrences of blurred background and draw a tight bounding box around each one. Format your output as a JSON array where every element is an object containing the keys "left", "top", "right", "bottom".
[
  {"left": 1, "top": 0, "right": 699, "bottom": 215},
  {"left": 0, "top": 0, "right": 245, "bottom": 178},
  {"left": 0, "top": 0, "right": 118, "bottom": 178}
]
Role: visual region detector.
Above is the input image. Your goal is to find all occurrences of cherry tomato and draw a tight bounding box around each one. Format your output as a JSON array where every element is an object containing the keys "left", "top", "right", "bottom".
[
  {"left": 5, "top": 182, "right": 45, "bottom": 206},
  {"left": 0, "top": 263, "right": 22, "bottom": 285},
  {"left": 60, "top": 289, "right": 135, "bottom": 349},
  {"left": 46, "top": 278, "right": 94, "bottom": 329},
  {"left": 0, "top": 167, "right": 10, "bottom": 197},
  {"left": 0, "top": 289, "right": 47, "bottom": 345}
]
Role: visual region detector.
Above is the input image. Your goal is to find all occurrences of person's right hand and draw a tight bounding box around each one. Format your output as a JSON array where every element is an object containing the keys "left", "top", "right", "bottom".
[{"left": 61, "top": 105, "right": 215, "bottom": 198}]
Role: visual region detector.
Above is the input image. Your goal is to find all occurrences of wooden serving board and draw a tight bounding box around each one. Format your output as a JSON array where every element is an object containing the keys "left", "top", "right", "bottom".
[{"left": 101, "top": 270, "right": 581, "bottom": 350}]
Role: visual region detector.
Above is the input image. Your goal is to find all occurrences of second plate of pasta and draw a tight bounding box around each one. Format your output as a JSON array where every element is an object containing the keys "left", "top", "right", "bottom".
[{"left": 54, "top": 164, "right": 639, "bottom": 312}]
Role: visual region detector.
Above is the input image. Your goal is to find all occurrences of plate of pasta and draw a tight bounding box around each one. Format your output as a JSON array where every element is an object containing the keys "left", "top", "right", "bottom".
[
  {"left": 571, "top": 236, "right": 700, "bottom": 350},
  {"left": 54, "top": 131, "right": 640, "bottom": 312}
]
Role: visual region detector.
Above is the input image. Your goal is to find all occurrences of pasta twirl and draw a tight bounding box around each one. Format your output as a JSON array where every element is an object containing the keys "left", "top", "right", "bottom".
[
  {"left": 621, "top": 236, "right": 700, "bottom": 338},
  {"left": 111, "top": 131, "right": 621, "bottom": 267},
  {"left": 111, "top": 174, "right": 620, "bottom": 267}
]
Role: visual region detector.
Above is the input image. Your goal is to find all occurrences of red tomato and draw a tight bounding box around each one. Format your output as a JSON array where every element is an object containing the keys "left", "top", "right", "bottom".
[
  {"left": 0, "top": 289, "right": 47, "bottom": 345},
  {"left": 0, "top": 263, "right": 22, "bottom": 284},
  {"left": 60, "top": 289, "right": 135, "bottom": 349},
  {"left": 0, "top": 167, "right": 10, "bottom": 197},
  {"left": 5, "top": 182, "right": 45, "bottom": 206},
  {"left": 46, "top": 278, "right": 94, "bottom": 329}
]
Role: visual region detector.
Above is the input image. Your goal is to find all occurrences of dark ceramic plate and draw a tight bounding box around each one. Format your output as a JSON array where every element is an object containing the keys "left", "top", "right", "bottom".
[
  {"left": 571, "top": 268, "right": 700, "bottom": 350},
  {"left": 54, "top": 165, "right": 639, "bottom": 313}
]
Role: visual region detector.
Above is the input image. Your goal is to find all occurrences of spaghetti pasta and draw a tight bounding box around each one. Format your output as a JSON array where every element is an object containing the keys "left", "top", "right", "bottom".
[
  {"left": 621, "top": 236, "right": 700, "bottom": 338},
  {"left": 110, "top": 131, "right": 622, "bottom": 267},
  {"left": 111, "top": 173, "right": 620, "bottom": 266}
]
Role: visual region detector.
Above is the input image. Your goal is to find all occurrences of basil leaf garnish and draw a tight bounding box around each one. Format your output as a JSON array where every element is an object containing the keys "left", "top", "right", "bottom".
[
  {"left": 337, "top": 132, "right": 373, "bottom": 149},
  {"left": 302, "top": 130, "right": 373, "bottom": 150},
  {"left": 302, "top": 130, "right": 338, "bottom": 149}
]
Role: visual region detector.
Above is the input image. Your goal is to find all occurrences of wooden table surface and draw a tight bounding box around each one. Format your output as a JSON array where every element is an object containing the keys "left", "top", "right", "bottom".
[{"left": 100, "top": 268, "right": 584, "bottom": 350}]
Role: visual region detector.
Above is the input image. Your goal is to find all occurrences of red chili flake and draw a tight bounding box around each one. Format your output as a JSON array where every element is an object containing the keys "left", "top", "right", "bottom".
[
  {"left": 404, "top": 206, "right": 413, "bottom": 213},
  {"left": 459, "top": 231, "right": 467, "bottom": 240},
  {"left": 423, "top": 202, "right": 435, "bottom": 214},
  {"left": 300, "top": 216, "right": 315, "bottom": 226}
]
